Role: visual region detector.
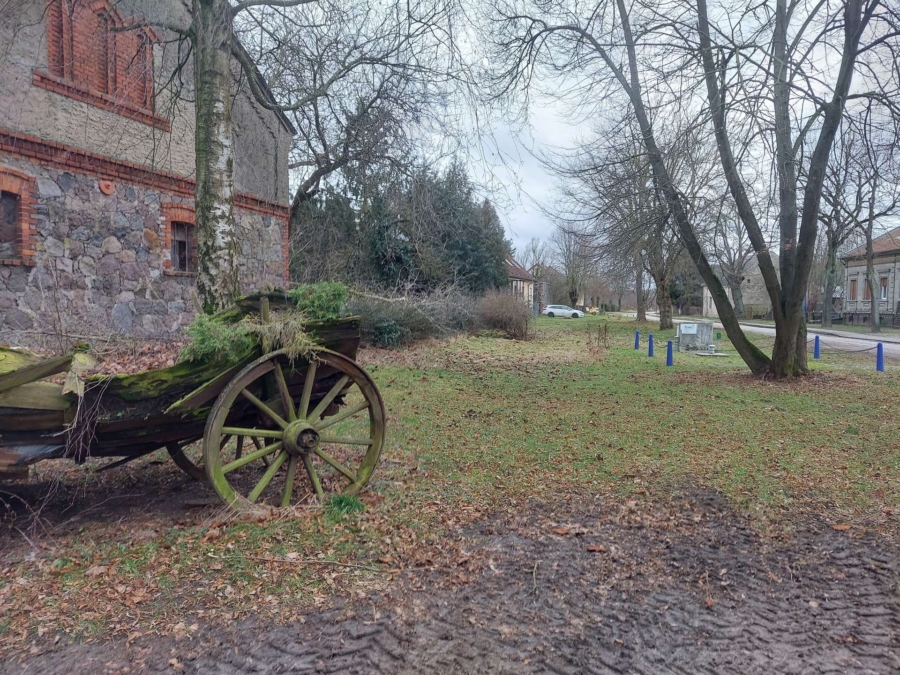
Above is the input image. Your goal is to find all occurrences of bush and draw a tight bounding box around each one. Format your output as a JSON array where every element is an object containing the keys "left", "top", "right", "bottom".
[
  {"left": 180, "top": 314, "right": 256, "bottom": 363},
  {"left": 345, "top": 286, "right": 478, "bottom": 347},
  {"left": 475, "top": 291, "right": 532, "bottom": 340},
  {"left": 370, "top": 319, "right": 411, "bottom": 348},
  {"left": 288, "top": 282, "right": 348, "bottom": 321}
]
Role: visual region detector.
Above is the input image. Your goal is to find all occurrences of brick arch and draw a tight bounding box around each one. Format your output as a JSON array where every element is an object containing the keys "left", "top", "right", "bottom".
[{"left": 0, "top": 166, "right": 37, "bottom": 267}]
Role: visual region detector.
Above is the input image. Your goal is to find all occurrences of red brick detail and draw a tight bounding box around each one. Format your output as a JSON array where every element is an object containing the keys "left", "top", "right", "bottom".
[
  {"left": 45, "top": 0, "right": 160, "bottom": 122},
  {"left": 33, "top": 72, "right": 171, "bottom": 132},
  {"left": 0, "top": 128, "right": 291, "bottom": 280},
  {"left": 0, "top": 128, "right": 290, "bottom": 219},
  {"left": 160, "top": 204, "right": 195, "bottom": 271},
  {"left": 0, "top": 166, "right": 38, "bottom": 267}
]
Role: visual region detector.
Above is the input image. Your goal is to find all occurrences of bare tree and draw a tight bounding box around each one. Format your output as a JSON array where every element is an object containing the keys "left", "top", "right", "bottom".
[
  {"left": 488, "top": 0, "right": 900, "bottom": 376},
  {"left": 549, "top": 225, "right": 593, "bottom": 308},
  {"left": 518, "top": 237, "right": 550, "bottom": 273},
  {"left": 710, "top": 204, "right": 756, "bottom": 319}
]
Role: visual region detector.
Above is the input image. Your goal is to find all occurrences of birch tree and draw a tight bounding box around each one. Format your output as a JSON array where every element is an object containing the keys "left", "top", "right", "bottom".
[{"left": 138, "top": 0, "right": 461, "bottom": 311}]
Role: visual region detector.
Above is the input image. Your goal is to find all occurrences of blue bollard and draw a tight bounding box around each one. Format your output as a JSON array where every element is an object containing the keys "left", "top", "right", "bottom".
[
  {"left": 648, "top": 334, "right": 654, "bottom": 357},
  {"left": 667, "top": 340, "right": 673, "bottom": 366},
  {"left": 814, "top": 335, "right": 820, "bottom": 359},
  {"left": 877, "top": 343, "right": 884, "bottom": 372},
  {"left": 634, "top": 330, "right": 640, "bottom": 350}
]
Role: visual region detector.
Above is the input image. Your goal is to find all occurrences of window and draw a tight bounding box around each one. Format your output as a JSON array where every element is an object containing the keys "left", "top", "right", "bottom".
[
  {"left": 0, "top": 168, "right": 36, "bottom": 266},
  {"left": 850, "top": 279, "right": 858, "bottom": 301},
  {"left": 0, "top": 191, "right": 19, "bottom": 259},
  {"left": 865, "top": 280, "right": 872, "bottom": 301},
  {"left": 39, "top": 1, "right": 166, "bottom": 129},
  {"left": 171, "top": 222, "right": 196, "bottom": 273},
  {"left": 881, "top": 277, "right": 889, "bottom": 301}
]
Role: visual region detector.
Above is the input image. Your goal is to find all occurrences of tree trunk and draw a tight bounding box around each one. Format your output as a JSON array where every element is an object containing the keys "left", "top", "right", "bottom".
[
  {"left": 822, "top": 240, "right": 836, "bottom": 327},
  {"left": 193, "top": 0, "right": 239, "bottom": 313},
  {"left": 657, "top": 276, "right": 673, "bottom": 330},
  {"left": 731, "top": 283, "right": 745, "bottom": 319},
  {"left": 866, "top": 239, "right": 881, "bottom": 333},
  {"left": 865, "top": 180, "right": 881, "bottom": 333},
  {"left": 635, "top": 255, "right": 646, "bottom": 322}
]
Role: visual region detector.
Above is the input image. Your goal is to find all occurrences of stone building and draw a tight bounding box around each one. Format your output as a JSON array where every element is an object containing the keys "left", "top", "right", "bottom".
[
  {"left": 0, "top": 0, "right": 295, "bottom": 336},
  {"left": 842, "top": 227, "right": 900, "bottom": 325}
]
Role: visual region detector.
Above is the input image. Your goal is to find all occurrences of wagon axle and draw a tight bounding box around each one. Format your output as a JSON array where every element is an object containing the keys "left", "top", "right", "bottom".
[{"left": 284, "top": 422, "right": 319, "bottom": 456}]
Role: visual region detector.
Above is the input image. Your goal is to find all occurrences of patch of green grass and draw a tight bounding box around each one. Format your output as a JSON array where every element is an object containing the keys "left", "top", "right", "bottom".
[{"left": 325, "top": 494, "right": 365, "bottom": 519}]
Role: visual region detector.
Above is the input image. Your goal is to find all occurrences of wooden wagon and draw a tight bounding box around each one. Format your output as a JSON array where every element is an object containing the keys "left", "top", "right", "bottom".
[{"left": 0, "top": 292, "right": 386, "bottom": 510}]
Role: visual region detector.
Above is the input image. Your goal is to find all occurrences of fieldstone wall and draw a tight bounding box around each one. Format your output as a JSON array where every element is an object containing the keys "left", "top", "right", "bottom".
[{"left": 0, "top": 158, "right": 288, "bottom": 339}]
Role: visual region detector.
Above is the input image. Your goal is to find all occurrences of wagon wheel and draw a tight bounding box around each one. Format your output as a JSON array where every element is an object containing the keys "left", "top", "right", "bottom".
[
  {"left": 167, "top": 435, "right": 267, "bottom": 482},
  {"left": 202, "top": 348, "right": 386, "bottom": 510}
]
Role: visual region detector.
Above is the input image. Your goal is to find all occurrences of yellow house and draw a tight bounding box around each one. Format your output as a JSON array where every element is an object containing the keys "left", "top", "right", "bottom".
[{"left": 506, "top": 254, "right": 534, "bottom": 308}]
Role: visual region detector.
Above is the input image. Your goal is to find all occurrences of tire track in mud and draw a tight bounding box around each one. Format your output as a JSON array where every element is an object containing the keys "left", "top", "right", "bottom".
[{"left": 6, "top": 490, "right": 898, "bottom": 674}]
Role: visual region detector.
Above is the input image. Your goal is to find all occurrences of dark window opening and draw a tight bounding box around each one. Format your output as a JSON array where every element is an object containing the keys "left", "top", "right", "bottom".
[
  {"left": 171, "top": 221, "right": 196, "bottom": 273},
  {"left": 0, "top": 190, "right": 20, "bottom": 259}
]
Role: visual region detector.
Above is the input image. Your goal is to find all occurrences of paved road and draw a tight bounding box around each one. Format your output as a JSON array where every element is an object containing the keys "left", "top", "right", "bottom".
[{"left": 639, "top": 313, "right": 900, "bottom": 360}]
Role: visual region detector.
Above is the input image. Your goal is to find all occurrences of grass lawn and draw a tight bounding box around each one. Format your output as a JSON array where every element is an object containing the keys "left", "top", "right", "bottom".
[{"left": 2, "top": 314, "right": 898, "bottom": 650}]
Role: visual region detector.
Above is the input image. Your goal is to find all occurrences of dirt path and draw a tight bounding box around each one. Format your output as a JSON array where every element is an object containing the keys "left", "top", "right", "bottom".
[{"left": 5, "top": 489, "right": 897, "bottom": 674}]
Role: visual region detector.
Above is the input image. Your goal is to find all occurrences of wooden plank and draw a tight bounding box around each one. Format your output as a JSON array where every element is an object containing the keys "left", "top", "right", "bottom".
[
  {"left": 0, "top": 347, "right": 43, "bottom": 374},
  {"left": 0, "top": 410, "right": 67, "bottom": 432},
  {"left": 0, "top": 382, "right": 72, "bottom": 410},
  {"left": 0, "top": 352, "right": 72, "bottom": 393}
]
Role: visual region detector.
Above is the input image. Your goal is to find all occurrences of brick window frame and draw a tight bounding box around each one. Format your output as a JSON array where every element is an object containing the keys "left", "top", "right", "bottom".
[
  {"left": 161, "top": 204, "right": 197, "bottom": 277},
  {"left": 0, "top": 167, "right": 37, "bottom": 267},
  {"left": 36, "top": 0, "right": 170, "bottom": 132}
]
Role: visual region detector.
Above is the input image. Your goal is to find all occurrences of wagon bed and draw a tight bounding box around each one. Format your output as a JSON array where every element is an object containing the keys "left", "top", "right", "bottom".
[{"left": 0, "top": 291, "right": 386, "bottom": 509}]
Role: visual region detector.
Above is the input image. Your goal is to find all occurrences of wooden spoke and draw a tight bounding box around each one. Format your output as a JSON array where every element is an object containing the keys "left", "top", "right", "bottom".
[
  {"left": 280, "top": 456, "right": 299, "bottom": 507},
  {"left": 307, "top": 375, "right": 350, "bottom": 421},
  {"left": 297, "top": 360, "right": 317, "bottom": 420},
  {"left": 247, "top": 451, "right": 288, "bottom": 503},
  {"left": 204, "top": 349, "right": 385, "bottom": 511},
  {"left": 222, "top": 427, "right": 284, "bottom": 440},
  {"left": 315, "top": 399, "right": 370, "bottom": 431},
  {"left": 240, "top": 389, "right": 288, "bottom": 429},
  {"left": 273, "top": 362, "right": 296, "bottom": 422},
  {"left": 222, "top": 441, "right": 282, "bottom": 474},
  {"left": 318, "top": 435, "right": 374, "bottom": 446},
  {"left": 313, "top": 446, "right": 357, "bottom": 483},
  {"left": 302, "top": 453, "right": 324, "bottom": 501}
]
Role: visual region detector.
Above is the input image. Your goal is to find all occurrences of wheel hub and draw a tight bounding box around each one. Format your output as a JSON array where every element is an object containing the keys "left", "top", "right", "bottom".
[{"left": 283, "top": 421, "right": 319, "bottom": 457}]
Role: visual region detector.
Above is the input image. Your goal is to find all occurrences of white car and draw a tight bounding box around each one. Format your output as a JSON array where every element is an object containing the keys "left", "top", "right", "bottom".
[{"left": 542, "top": 305, "right": 584, "bottom": 318}]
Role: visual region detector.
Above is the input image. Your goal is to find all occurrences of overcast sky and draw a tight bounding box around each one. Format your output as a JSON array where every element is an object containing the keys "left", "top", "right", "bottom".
[{"left": 479, "top": 100, "right": 584, "bottom": 260}]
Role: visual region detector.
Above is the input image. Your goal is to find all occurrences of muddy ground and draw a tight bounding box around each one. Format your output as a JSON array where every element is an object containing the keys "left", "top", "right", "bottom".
[{"left": 3, "top": 488, "right": 897, "bottom": 674}]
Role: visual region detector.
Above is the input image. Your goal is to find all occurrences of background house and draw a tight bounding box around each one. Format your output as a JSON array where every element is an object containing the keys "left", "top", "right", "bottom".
[
  {"left": 506, "top": 254, "right": 535, "bottom": 310},
  {"left": 701, "top": 253, "right": 779, "bottom": 319},
  {"left": 842, "top": 227, "right": 900, "bottom": 325},
  {"left": 0, "top": 0, "right": 294, "bottom": 336}
]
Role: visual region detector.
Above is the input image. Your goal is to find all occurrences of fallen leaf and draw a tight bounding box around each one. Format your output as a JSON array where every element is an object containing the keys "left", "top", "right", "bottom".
[
  {"left": 586, "top": 545, "right": 606, "bottom": 553},
  {"left": 832, "top": 523, "right": 852, "bottom": 531},
  {"left": 84, "top": 565, "right": 108, "bottom": 578},
  {"left": 552, "top": 527, "right": 570, "bottom": 536},
  {"left": 809, "top": 601, "right": 819, "bottom": 609}
]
